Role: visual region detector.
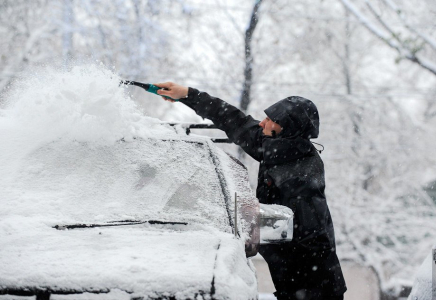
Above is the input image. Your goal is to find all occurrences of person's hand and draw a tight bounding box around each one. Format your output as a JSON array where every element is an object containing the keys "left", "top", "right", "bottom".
[{"left": 154, "top": 82, "right": 189, "bottom": 102}]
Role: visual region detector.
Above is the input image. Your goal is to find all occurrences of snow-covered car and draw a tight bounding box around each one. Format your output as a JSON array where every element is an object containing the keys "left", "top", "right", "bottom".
[
  {"left": 407, "top": 247, "right": 435, "bottom": 300},
  {"left": 0, "top": 127, "right": 293, "bottom": 300}
]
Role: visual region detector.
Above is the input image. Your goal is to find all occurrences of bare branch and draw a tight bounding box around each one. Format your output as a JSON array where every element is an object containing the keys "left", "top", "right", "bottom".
[
  {"left": 213, "top": 0, "right": 243, "bottom": 35},
  {"left": 365, "top": 0, "right": 404, "bottom": 47},
  {"left": 383, "top": 0, "right": 436, "bottom": 51},
  {"left": 0, "top": 23, "right": 50, "bottom": 93},
  {"left": 340, "top": 0, "right": 436, "bottom": 76}
]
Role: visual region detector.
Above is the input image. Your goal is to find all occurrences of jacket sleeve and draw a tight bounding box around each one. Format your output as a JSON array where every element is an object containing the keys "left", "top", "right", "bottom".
[{"left": 179, "top": 88, "right": 263, "bottom": 161}]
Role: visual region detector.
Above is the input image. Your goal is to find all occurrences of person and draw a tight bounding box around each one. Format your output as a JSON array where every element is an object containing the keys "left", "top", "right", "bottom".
[{"left": 155, "top": 82, "right": 347, "bottom": 300}]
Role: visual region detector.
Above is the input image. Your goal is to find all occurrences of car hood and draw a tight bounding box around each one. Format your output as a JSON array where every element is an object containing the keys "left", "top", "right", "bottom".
[{"left": 0, "top": 221, "right": 257, "bottom": 299}]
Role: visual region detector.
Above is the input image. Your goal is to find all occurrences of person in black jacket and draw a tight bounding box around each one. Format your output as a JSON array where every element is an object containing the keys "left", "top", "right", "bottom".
[{"left": 155, "top": 82, "right": 347, "bottom": 300}]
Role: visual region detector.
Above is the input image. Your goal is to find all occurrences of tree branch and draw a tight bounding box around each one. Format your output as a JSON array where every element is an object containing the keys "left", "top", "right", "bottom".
[
  {"left": 382, "top": 0, "right": 436, "bottom": 51},
  {"left": 365, "top": 0, "right": 404, "bottom": 47},
  {"left": 340, "top": 0, "right": 436, "bottom": 76},
  {"left": 0, "top": 23, "right": 50, "bottom": 93},
  {"left": 213, "top": 0, "right": 243, "bottom": 35}
]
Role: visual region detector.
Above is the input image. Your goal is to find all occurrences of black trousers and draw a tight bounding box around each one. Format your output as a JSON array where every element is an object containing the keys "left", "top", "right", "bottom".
[
  {"left": 274, "top": 291, "right": 343, "bottom": 300},
  {"left": 259, "top": 244, "right": 347, "bottom": 300}
]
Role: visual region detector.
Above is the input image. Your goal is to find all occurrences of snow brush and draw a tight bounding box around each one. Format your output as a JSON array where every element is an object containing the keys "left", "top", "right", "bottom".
[{"left": 120, "top": 80, "right": 179, "bottom": 101}]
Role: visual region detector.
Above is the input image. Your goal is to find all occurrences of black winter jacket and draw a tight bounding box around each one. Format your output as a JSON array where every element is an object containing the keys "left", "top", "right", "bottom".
[
  {"left": 181, "top": 88, "right": 334, "bottom": 250},
  {"left": 180, "top": 88, "right": 346, "bottom": 295}
]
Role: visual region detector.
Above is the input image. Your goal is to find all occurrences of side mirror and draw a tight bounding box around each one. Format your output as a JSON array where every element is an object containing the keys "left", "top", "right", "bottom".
[{"left": 259, "top": 204, "right": 293, "bottom": 244}]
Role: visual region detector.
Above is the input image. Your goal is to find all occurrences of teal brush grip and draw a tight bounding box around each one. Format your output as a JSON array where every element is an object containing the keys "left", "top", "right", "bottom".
[{"left": 147, "top": 84, "right": 178, "bottom": 101}]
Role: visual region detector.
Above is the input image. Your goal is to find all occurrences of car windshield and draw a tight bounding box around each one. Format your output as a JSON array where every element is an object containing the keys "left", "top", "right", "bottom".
[{"left": 5, "top": 138, "right": 231, "bottom": 232}]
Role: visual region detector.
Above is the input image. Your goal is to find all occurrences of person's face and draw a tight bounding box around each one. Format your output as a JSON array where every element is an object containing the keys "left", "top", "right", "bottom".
[{"left": 259, "top": 117, "right": 282, "bottom": 136}]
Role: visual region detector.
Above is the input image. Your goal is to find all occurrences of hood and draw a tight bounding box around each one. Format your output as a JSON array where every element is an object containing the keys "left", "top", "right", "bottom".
[
  {"left": 264, "top": 96, "right": 319, "bottom": 139},
  {"left": 0, "top": 224, "right": 257, "bottom": 299},
  {"left": 1, "top": 225, "right": 218, "bottom": 296}
]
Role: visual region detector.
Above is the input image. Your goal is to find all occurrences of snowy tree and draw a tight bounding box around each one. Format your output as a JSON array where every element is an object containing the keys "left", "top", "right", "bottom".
[
  {"left": 0, "top": 0, "right": 55, "bottom": 93},
  {"left": 0, "top": 0, "right": 177, "bottom": 96},
  {"left": 232, "top": 0, "right": 436, "bottom": 295},
  {"left": 340, "top": 0, "right": 436, "bottom": 77},
  {"left": 321, "top": 94, "right": 436, "bottom": 295}
]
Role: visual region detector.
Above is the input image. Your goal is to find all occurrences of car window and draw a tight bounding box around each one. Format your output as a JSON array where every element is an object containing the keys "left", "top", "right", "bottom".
[{"left": 7, "top": 138, "right": 231, "bottom": 232}]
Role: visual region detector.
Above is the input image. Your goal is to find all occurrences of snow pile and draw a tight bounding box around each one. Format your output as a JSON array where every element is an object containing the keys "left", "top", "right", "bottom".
[
  {"left": 0, "top": 64, "right": 177, "bottom": 193},
  {"left": 0, "top": 64, "right": 172, "bottom": 146},
  {"left": 0, "top": 64, "right": 196, "bottom": 229}
]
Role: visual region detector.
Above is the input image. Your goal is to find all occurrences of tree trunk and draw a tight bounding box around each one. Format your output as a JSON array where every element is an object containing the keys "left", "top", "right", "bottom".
[
  {"left": 62, "top": 0, "right": 73, "bottom": 69},
  {"left": 344, "top": 8, "right": 352, "bottom": 95},
  {"left": 240, "top": 0, "right": 263, "bottom": 114},
  {"left": 238, "top": 0, "right": 263, "bottom": 160}
]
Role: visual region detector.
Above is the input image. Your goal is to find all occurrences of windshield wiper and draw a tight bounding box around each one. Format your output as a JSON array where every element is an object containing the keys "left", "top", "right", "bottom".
[{"left": 53, "top": 220, "right": 188, "bottom": 230}]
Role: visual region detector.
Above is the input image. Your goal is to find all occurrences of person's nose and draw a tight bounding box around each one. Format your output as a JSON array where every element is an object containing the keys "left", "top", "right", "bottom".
[{"left": 259, "top": 120, "right": 265, "bottom": 128}]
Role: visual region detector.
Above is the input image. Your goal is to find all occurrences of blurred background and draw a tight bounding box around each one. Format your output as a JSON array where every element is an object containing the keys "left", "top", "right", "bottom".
[{"left": 1, "top": 0, "right": 436, "bottom": 299}]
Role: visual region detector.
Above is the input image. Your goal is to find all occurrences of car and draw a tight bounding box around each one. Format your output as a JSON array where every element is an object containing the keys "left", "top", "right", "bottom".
[
  {"left": 0, "top": 124, "right": 293, "bottom": 300},
  {"left": 407, "top": 247, "right": 435, "bottom": 300}
]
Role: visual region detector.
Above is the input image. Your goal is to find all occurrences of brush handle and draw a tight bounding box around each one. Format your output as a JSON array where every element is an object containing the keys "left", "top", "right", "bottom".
[
  {"left": 147, "top": 84, "right": 178, "bottom": 101},
  {"left": 123, "top": 81, "right": 178, "bottom": 101}
]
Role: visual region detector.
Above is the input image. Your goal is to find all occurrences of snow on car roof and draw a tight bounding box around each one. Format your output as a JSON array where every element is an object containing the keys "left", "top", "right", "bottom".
[
  {"left": 2, "top": 137, "right": 231, "bottom": 229},
  {"left": 0, "top": 65, "right": 231, "bottom": 226}
]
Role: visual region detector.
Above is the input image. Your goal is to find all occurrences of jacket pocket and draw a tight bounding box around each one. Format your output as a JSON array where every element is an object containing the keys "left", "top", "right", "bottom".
[
  {"left": 295, "top": 197, "right": 322, "bottom": 231},
  {"left": 291, "top": 197, "right": 332, "bottom": 250}
]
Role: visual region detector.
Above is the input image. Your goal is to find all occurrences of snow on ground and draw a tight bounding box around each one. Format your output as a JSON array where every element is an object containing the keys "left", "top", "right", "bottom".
[{"left": 0, "top": 65, "right": 257, "bottom": 299}]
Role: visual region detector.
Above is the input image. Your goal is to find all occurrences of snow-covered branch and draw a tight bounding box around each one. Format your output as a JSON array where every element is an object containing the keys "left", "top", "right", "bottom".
[
  {"left": 382, "top": 0, "right": 436, "bottom": 51},
  {"left": 0, "top": 23, "right": 50, "bottom": 93},
  {"left": 340, "top": 0, "right": 436, "bottom": 76}
]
